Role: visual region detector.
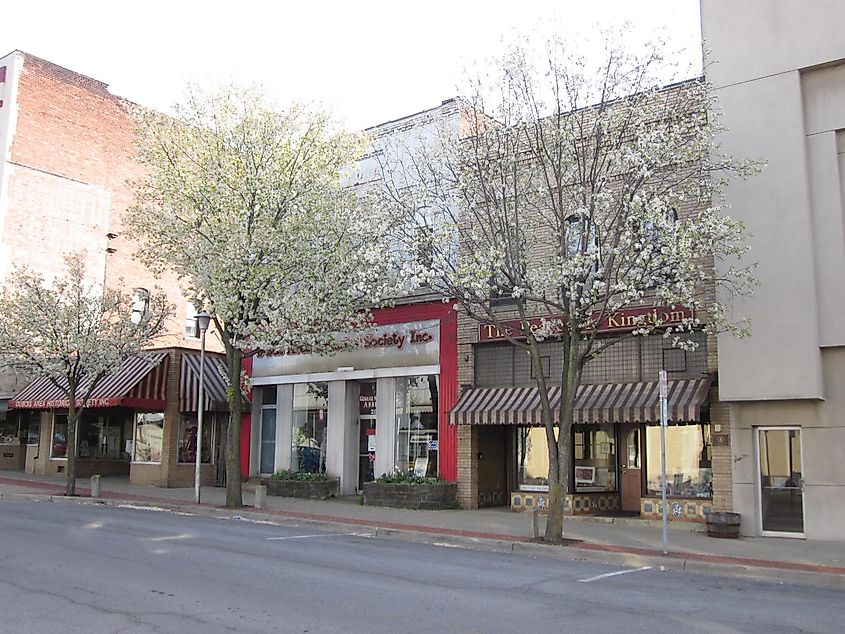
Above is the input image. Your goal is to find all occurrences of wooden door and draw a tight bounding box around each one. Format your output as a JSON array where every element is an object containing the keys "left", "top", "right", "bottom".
[{"left": 620, "top": 425, "right": 642, "bottom": 513}]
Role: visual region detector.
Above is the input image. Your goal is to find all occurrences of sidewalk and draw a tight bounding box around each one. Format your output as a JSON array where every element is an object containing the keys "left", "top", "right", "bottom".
[{"left": 2, "top": 472, "right": 843, "bottom": 584}]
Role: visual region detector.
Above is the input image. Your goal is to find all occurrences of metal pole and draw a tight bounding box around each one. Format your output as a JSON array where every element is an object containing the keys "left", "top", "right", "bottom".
[
  {"left": 659, "top": 369, "right": 669, "bottom": 555},
  {"left": 194, "top": 328, "right": 207, "bottom": 504}
]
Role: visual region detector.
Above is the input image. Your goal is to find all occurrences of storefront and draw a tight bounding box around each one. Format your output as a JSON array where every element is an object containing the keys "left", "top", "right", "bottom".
[
  {"left": 8, "top": 348, "right": 233, "bottom": 487},
  {"left": 0, "top": 406, "right": 39, "bottom": 471},
  {"left": 452, "top": 307, "right": 725, "bottom": 522},
  {"left": 246, "top": 301, "right": 458, "bottom": 495}
]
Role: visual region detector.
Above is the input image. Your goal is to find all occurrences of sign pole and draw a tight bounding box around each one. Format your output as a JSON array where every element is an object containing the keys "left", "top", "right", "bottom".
[{"left": 659, "top": 369, "right": 669, "bottom": 555}]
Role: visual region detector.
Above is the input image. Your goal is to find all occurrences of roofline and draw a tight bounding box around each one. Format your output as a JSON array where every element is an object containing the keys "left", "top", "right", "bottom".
[{"left": 364, "top": 97, "right": 460, "bottom": 132}]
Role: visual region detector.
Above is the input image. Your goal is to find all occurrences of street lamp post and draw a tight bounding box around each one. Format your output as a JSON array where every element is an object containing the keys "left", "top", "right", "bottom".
[{"left": 194, "top": 311, "right": 212, "bottom": 504}]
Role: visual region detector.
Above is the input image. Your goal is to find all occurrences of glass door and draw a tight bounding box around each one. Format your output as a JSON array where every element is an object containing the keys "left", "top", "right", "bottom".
[
  {"left": 358, "top": 381, "right": 377, "bottom": 492},
  {"left": 757, "top": 428, "right": 804, "bottom": 536}
]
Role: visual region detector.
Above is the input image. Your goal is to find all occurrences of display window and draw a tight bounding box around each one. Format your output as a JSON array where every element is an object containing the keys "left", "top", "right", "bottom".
[
  {"left": 645, "top": 424, "right": 712, "bottom": 498},
  {"left": 178, "top": 414, "right": 213, "bottom": 464},
  {"left": 516, "top": 427, "right": 550, "bottom": 491},
  {"left": 574, "top": 425, "right": 617, "bottom": 492},
  {"left": 0, "top": 410, "right": 39, "bottom": 445},
  {"left": 259, "top": 387, "right": 277, "bottom": 474},
  {"left": 291, "top": 382, "right": 328, "bottom": 473},
  {"left": 79, "top": 414, "right": 129, "bottom": 460},
  {"left": 133, "top": 412, "right": 165, "bottom": 462},
  {"left": 516, "top": 425, "right": 617, "bottom": 492},
  {"left": 394, "top": 375, "right": 439, "bottom": 477},
  {"left": 51, "top": 415, "right": 69, "bottom": 459}
]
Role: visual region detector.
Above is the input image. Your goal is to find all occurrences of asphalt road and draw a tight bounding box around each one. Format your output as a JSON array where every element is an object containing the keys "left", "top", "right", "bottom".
[{"left": 0, "top": 500, "right": 842, "bottom": 633}]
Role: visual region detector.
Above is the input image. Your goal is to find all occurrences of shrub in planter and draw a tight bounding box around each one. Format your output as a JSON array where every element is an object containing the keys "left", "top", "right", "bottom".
[
  {"left": 261, "top": 470, "right": 339, "bottom": 500},
  {"left": 363, "top": 472, "right": 458, "bottom": 510}
]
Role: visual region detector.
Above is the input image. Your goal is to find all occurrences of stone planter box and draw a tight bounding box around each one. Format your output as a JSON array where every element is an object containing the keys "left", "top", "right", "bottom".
[
  {"left": 363, "top": 482, "right": 458, "bottom": 510},
  {"left": 706, "top": 511, "right": 741, "bottom": 538},
  {"left": 260, "top": 477, "right": 339, "bottom": 500}
]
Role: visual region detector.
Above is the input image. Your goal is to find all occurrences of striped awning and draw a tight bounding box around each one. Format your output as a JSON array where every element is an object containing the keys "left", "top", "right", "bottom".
[
  {"left": 179, "top": 352, "right": 231, "bottom": 412},
  {"left": 9, "top": 352, "right": 169, "bottom": 410},
  {"left": 449, "top": 378, "right": 711, "bottom": 426}
]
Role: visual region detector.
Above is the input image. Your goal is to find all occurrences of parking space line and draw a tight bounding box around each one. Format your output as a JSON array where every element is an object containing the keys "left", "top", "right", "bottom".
[
  {"left": 266, "top": 532, "right": 363, "bottom": 541},
  {"left": 578, "top": 566, "right": 652, "bottom": 583}
]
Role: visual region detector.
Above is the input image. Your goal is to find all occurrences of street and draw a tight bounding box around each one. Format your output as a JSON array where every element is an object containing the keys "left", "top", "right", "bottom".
[{"left": 0, "top": 500, "right": 842, "bottom": 633}]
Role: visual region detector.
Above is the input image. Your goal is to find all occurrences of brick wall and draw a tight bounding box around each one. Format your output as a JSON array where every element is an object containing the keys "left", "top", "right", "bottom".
[
  {"left": 456, "top": 425, "right": 479, "bottom": 508},
  {"left": 2, "top": 53, "right": 220, "bottom": 352}
]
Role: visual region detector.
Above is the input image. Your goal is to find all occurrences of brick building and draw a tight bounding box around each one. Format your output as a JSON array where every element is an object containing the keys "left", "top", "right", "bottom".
[
  {"left": 0, "top": 51, "right": 227, "bottom": 485},
  {"left": 447, "top": 80, "right": 731, "bottom": 525}
]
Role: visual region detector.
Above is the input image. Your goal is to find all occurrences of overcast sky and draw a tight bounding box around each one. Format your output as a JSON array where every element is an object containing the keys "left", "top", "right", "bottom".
[{"left": 2, "top": 1, "right": 702, "bottom": 130}]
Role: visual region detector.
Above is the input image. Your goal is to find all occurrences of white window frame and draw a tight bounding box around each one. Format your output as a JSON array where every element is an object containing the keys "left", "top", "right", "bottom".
[
  {"left": 185, "top": 301, "right": 199, "bottom": 339},
  {"left": 754, "top": 426, "right": 806, "bottom": 539}
]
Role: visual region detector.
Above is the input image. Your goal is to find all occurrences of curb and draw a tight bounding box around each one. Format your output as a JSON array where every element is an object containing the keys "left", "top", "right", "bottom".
[{"left": 3, "top": 491, "right": 843, "bottom": 588}]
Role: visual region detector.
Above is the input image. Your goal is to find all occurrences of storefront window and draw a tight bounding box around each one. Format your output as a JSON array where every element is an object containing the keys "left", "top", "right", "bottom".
[
  {"left": 1, "top": 410, "right": 40, "bottom": 445},
  {"left": 77, "top": 414, "right": 128, "bottom": 460},
  {"left": 645, "top": 424, "right": 712, "bottom": 498},
  {"left": 517, "top": 427, "right": 550, "bottom": 491},
  {"left": 260, "top": 388, "right": 277, "bottom": 474},
  {"left": 291, "top": 383, "right": 328, "bottom": 473},
  {"left": 52, "top": 415, "right": 69, "bottom": 459},
  {"left": 178, "top": 414, "right": 213, "bottom": 463},
  {"left": 574, "top": 425, "right": 617, "bottom": 492},
  {"left": 0, "top": 408, "right": 16, "bottom": 445},
  {"left": 133, "top": 413, "right": 165, "bottom": 462},
  {"left": 21, "top": 412, "right": 41, "bottom": 445},
  {"left": 394, "top": 375, "right": 438, "bottom": 477}
]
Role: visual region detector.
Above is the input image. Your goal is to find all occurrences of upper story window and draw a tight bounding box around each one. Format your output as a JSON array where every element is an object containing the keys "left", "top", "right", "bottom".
[
  {"left": 131, "top": 288, "right": 149, "bottom": 325},
  {"left": 185, "top": 302, "right": 199, "bottom": 339}
]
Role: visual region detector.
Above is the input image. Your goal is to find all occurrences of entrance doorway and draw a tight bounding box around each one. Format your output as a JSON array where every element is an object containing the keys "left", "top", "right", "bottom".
[
  {"left": 757, "top": 427, "right": 804, "bottom": 536},
  {"left": 357, "top": 381, "right": 376, "bottom": 492},
  {"left": 620, "top": 424, "right": 642, "bottom": 513},
  {"left": 477, "top": 426, "right": 508, "bottom": 507}
]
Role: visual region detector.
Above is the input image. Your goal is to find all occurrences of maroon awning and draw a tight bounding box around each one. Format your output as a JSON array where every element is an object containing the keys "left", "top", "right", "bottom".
[
  {"left": 9, "top": 352, "right": 169, "bottom": 410},
  {"left": 179, "top": 352, "right": 231, "bottom": 412},
  {"left": 449, "top": 378, "right": 711, "bottom": 426}
]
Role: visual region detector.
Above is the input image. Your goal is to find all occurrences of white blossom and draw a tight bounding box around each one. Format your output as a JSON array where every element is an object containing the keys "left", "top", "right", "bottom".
[{"left": 0, "top": 253, "right": 171, "bottom": 495}]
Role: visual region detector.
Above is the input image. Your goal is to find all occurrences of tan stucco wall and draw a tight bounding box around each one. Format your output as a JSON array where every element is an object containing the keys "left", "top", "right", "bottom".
[{"left": 728, "top": 348, "right": 845, "bottom": 540}]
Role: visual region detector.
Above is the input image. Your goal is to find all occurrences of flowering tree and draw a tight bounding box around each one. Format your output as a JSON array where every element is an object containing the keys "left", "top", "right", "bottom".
[
  {"left": 127, "top": 85, "right": 397, "bottom": 507},
  {"left": 0, "top": 254, "right": 170, "bottom": 495},
  {"left": 373, "top": 34, "right": 757, "bottom": 541}
]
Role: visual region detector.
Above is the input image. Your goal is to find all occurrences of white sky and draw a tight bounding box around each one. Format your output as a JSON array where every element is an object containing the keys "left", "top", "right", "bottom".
[{"left": 1, "top": 0, "right": 702, "bottom": 130}]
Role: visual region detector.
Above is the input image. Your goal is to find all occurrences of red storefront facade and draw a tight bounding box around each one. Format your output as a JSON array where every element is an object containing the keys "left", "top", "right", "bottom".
[{"left": 240, "top": 300, "right": 458, "bottom": 490}]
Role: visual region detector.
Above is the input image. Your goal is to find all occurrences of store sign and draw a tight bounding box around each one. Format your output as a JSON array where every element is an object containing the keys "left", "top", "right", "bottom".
[
  {"left": 253, "top": 319, "right": 441, "bottom": 378},
  {"left": 478, "top": 305, "right": 693, "bottom": 343}
]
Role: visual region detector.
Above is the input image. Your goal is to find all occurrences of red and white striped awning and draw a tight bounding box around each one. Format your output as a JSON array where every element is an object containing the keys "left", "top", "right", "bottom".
[
  {"left": 179, "top": 352, "right": 231, "bottom": 412},
  {"left": 9, "top": 352, "right": 169, "bottom": 410},
  {"left": 449, "top": 378, "right": 711, "bottom": 426}
]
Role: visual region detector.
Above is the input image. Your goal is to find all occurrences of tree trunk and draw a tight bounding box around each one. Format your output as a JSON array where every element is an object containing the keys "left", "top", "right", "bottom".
[
  {"left": 544, "top": 335, "right": 581, "bottom": 542},
  {"left": 65, "top": 381, "right": 78, "bottom": 496},
  {"left": 224, "top": 345, "right": 244, "bottom": 508}
]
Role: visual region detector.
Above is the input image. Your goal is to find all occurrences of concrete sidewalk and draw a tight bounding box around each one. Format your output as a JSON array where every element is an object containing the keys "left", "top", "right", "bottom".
[{"left": 2, "top": 472, "right": 843, "bottom": 583}]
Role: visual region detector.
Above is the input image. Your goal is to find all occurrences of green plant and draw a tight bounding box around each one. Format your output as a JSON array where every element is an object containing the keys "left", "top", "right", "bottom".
[
  {"left": 375, "top": 471, "right": 443, "bottom": 485},
  {"left": 268, "top": 470, "right": 329, "bottom": 482}
]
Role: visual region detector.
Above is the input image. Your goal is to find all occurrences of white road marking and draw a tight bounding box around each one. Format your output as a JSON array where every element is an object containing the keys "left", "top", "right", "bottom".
[
  {"left": 266, "top": 532, "right": 363, "bottom": 541},
  {"left": 146, "top": 533, "right": 194, "bottom": 542},
  {"left": 578, "top": 566, "right": 652, "bottom": 583}
]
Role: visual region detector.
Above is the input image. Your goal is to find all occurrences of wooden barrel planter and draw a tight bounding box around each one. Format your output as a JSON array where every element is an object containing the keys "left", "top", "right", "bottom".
[{"left": 706, "top": 511, "right": 741, "bottom": 538}]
